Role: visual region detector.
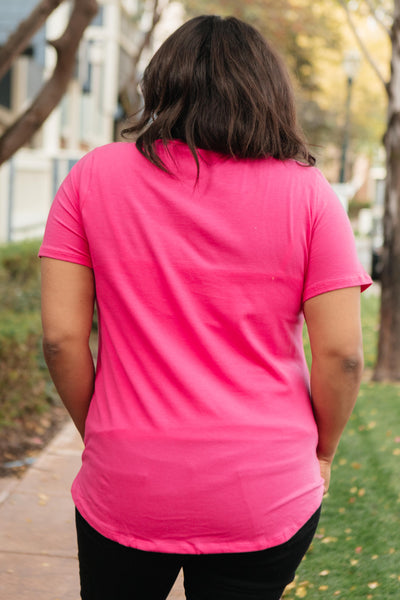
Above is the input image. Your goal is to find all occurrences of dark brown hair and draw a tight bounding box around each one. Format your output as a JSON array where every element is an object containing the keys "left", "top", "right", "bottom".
[{"left": 122, "top": 15, "right": 315, "bottom": 173}]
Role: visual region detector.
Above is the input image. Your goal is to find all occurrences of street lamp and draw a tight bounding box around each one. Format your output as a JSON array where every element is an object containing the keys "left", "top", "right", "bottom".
[{"left": 339, "top": 50, "right": 361, "bottom": 183}]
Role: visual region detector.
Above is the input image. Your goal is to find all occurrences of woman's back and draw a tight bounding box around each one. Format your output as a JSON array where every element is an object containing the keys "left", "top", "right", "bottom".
[{"left": 41, "top": 140, "right": 368, "bottom": 553}]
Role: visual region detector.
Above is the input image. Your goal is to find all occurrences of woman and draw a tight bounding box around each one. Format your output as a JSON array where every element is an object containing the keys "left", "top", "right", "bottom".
[{"left": 40, "top": 15, "right": 372, "bottom": 600}]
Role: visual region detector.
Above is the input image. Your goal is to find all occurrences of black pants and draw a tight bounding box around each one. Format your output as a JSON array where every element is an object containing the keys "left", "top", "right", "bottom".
[{"left": 76, "top": 506, "right": 321, "bottom": 600}]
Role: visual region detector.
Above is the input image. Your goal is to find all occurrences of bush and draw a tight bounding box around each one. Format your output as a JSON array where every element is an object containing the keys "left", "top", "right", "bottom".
[
  {"left": 0, "top": 330, "right": 47, "bottom": 428},
  {"left": 0, "top": 239, "right": 41, "bottom": 314},
  {"left": 348, "top": 199, "right": 372, "bottom": 220},
  {"left": 0, "top": 241, "right": 54, "bottom": 431}
]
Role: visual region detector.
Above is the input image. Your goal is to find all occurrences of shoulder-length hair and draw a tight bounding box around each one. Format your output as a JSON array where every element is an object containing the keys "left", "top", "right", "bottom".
[{"left": 122, "top": 15, "right": 315, "bottom": 173}]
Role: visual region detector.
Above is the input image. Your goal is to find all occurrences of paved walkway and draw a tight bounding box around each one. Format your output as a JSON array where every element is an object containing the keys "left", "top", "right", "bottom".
[{"left": 0, "top": 421, "right": 185, "bottom": 600}]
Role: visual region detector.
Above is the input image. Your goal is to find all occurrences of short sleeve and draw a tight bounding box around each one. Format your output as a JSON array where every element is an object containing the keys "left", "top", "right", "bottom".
[
  {"left": 39, "top": 154, "right": 93, "bottom": 268},
  {"left": 303, "top": 172, "right": 372, "bottom": 303}
]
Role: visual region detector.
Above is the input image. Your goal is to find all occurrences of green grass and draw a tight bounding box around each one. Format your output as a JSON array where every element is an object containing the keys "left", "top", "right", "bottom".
[
  {"left": 286, "top": 290, "right": 400, "bottom": 599},
  {"left": 361, "top": 292, "right": 380, "bottom": 371}
]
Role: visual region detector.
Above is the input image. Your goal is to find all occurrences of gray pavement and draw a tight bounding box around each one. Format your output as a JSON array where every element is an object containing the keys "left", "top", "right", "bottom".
[{"left": 0, "top": 421, "right": 185, "bottom": 600}]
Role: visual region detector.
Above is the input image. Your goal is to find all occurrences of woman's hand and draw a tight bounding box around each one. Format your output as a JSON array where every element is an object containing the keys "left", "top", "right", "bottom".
[{"left": 318, "top": 456, "right": 332, "bottom": 495}]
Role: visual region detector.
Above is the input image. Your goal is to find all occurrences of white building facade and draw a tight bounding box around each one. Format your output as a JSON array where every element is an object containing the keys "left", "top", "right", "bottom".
[{"left": 0, "top": 0, "right": 183, "bottom": 242}]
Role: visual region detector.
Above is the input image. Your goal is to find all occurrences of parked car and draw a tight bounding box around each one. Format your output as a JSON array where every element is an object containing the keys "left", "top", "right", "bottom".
[{"left": 371, "top": 219, "right": 383, "bottom": 280}]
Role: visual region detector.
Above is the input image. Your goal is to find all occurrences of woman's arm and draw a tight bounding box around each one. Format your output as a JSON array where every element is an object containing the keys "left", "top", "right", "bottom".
[
  {"left": 41, "top": 257, "right": 95, "bottom": 440},
  {"left": 303, "top": 287, "right": 364, "bottom": 494}
]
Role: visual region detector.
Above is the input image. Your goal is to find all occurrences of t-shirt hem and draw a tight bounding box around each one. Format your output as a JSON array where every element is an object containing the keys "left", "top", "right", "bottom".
[
  {"left": 38, "top": 246, "right": 93, "bottom": 269},
  {"left": 303, "top": 275, "right": 372, "bottom": 304},
  {"left": 72, "top": 483, "right": 323, "bottom": 555}
]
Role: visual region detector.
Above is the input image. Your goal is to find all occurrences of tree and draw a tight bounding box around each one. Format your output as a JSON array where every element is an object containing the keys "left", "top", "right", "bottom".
[
  {"left": 339, "top": 0, "right": 400, "bottom": 380},
  {"left": 0, "top": 0, "right": 99, "bottom": 166},
  {"left": 375, "top": 0, "right": 400, "bottom": 380}
]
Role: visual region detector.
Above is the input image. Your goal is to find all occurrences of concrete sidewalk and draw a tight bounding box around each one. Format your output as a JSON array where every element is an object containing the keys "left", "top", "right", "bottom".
[{"left": 0, "top": 421, "right": 185, "bottom": 600}]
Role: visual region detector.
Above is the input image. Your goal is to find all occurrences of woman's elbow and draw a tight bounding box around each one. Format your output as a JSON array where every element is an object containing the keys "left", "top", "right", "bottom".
[
  {"left": 341, "top": 352, "right": 364, "bottom": 378},
  {"left": 313, "top": 343, "right": 364, "bottom": 380},
  {"left": 42, "top": 336, "right": 69, "bottom": 364},
  {"left": 42, "top": 332, "right": 88, "bottom": 362},
  {"left": 328, "top": 340, "right": 364, "bottom": 382}
]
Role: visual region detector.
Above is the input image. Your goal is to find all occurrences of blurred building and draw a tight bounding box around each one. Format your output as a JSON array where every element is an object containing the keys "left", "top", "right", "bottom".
[{"left": 0, "top": 0, "right": 183, "bottom": 243}]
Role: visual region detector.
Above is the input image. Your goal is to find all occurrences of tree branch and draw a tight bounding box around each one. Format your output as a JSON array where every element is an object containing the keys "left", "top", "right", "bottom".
[
  {"left": 0, "top": 0, "right": 65, "bottom": 82},
  {"left": 363, "top": 0, "right": 392, "bottom": 35},
  {"left": 135, "top": 0, "right": 163, "bottom": 64},
  {"left": 119, "top": 0, "right": 166, "bottom": 115},
  {"left": 0, "top": 0, "right": 99, "bottom": 166},
  {"left": 338, "top": 0, "right": 389, "bottom": 93}
]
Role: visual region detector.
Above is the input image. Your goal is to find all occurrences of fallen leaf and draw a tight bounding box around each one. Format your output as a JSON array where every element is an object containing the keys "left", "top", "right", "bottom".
[
  {"left": 321, "top": 537, "right": 338, "bottom": 544},
  {"left": 38, "top": 493, "right": 48, "bottom": 506},
  {"left": 295, "top": 587, "right": 307, "bottom": 598},
  {"left": 285, "top": 581, "right": 297, "bottom": 591},
  {"left": 28, "top": 436, "right": 43, "bottom": 446},
  {"left": 319, "top": 570, "right": 330, "bottom": 576},
  {"left": 368, "top": 582, "right": 379, "bottom": 589}
]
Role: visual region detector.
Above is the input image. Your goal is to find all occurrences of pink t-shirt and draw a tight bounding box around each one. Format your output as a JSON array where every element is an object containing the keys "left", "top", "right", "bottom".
[{"left": 39, "top": 142, "right": 371, "bottom": 554}]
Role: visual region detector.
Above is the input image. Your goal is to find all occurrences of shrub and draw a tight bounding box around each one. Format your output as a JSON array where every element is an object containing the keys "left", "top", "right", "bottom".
[
  {"left": 0, "top": 241, "right": 54, "bottom": 432},
  {"left": 0, "top": 239, "right": 41, "bottom": 314}
]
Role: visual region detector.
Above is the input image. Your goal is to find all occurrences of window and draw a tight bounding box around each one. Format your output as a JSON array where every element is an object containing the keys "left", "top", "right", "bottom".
[
  {"left": 0, "top": 67, "right": 12, "bottom": 109},
  {"left": 91, "top": 5, "right": 104, "bottom": 27}
]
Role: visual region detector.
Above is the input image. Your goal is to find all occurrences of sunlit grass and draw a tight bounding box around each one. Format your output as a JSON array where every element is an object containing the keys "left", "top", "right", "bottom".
[{"left": 361, "top": 288, "right": 380, "bottom": 371}]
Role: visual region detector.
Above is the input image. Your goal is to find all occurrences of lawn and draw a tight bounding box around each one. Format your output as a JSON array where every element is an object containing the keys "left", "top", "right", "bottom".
[{"left": 285, "top": 288, "right": 400, "bottom": 599}]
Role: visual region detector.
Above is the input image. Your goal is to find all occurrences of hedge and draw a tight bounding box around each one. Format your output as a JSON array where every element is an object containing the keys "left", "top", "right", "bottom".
[{"left": 0, "top": 240, "right": 53, "bottom": 429}]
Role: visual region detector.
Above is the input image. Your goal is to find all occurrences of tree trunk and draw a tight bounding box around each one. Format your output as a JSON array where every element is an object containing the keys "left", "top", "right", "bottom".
[
  {"left": 0, "top": 0, "right": 98, "bottom": 166},
  {"left": 119, "top": 0, "right": 163, "bottom": 118},
  {"left": 373, "top": 1, "right": 400, "bottom": 380},
  {"left": 0, "top": 0, "right": 64, "bottom": 81}
]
